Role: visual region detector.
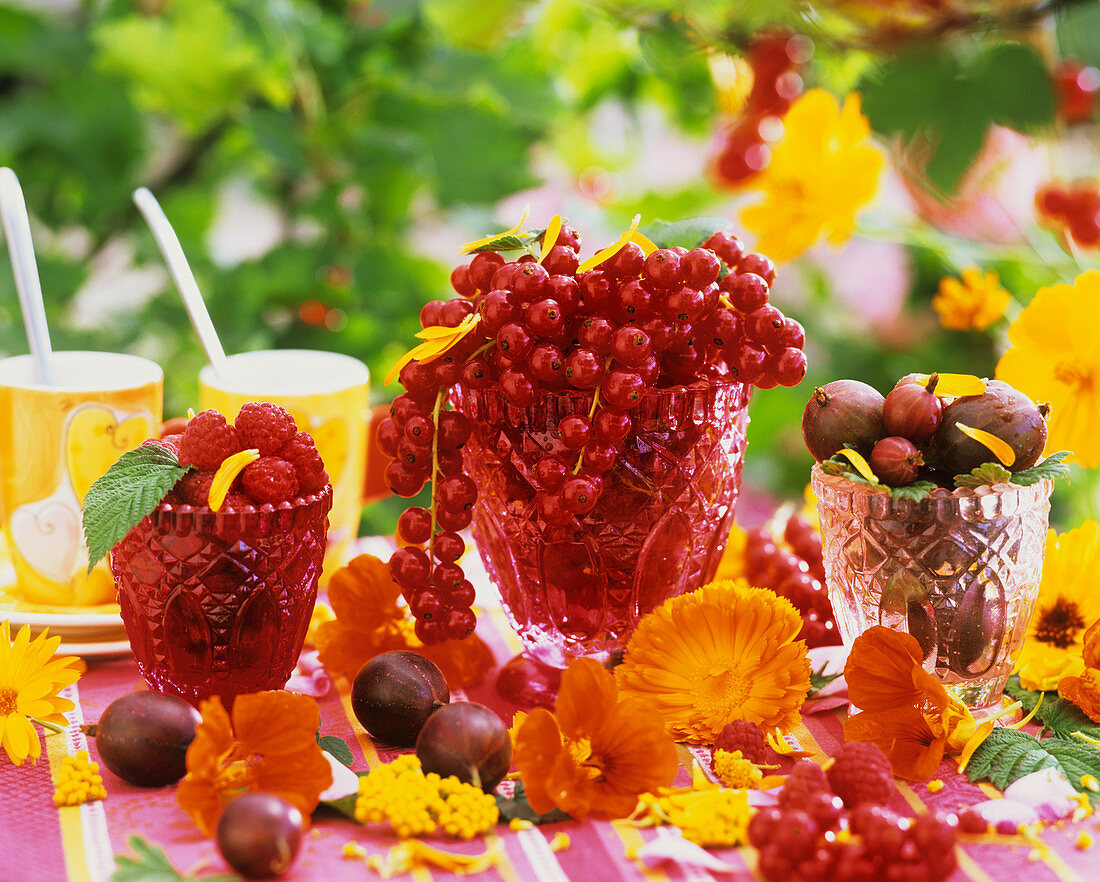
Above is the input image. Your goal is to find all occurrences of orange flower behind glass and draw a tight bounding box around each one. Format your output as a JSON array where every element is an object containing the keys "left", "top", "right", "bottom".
[
  {"left": 513, "top": 658, "right": 678, "bottom": 821},
  {"left": 177, "top": 690, "right": 333, "bottom": 835},
  {"left": 844, "top": 626, "right": 947, "bottom": 715},
  {"left": 314, "top": 554, "right": 493, "bottom": 689},
  {"left": 1058, "top": 621, "right": 1100, "bottom": 723}
]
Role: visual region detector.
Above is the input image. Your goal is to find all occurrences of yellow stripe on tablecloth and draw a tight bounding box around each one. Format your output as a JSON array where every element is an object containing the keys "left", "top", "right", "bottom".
[
  {"left": 484, "top": 833, "right": 522, "bottom": 882},
  {"left": 788, "top": 719, "right": 829, "bottom": 764},
  {"left": 612, "top": 822, "right": 671, "bottom": 882},
  {"left": 896, "top": 782, "right": 994, "bottom": 882},
  {"left": 488, "top": 606, "right": 524, "bottom": 656},
  {"left": 336, "top": 679, "right": 382, "bottom": 770},
  {"left": 45, "top": 730, "right": 95, "bottom": 882}
]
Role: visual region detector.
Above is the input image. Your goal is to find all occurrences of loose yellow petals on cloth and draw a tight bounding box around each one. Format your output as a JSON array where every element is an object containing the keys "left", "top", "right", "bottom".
[
  {"left": 513, "top": 658, "right": 678, "bottom": 821},
  {"left": 1015, "top": 521, "right": 1100, "bottom": 691},
  {"left": 1059, "top": 622, "right": 1100, "bottom": 723},
  {"left": 53, "top": 750, "right": 106, "bottom": 806},
  {"left": 996, "top": 269, "right": 1100, "bottom": 468},
  {"left": 459, "top": 206, "right": 530, "bottom": 254},
  {"left": 712, "top": 749, "right": 764, "bottom": 790},
  {"left": 631, "top": 788, "right": 751, "bottom": 848},
  {"left": 354, "top": 754, "right": 498, "bottom": 840},
  {"left": 314, "top": 554, "right": 493, "bottom": 690},
  {"left": 0, "top": 621, "right": 81, "bottom": 765},
  {"left": 385, "top": 313, "right": 481, "bottom": 386},
  {"left": 843, "top": 626, "right": 989, "bottom": 781},
  {"left": 370, "top": 838, "right": 505, "bottom": 878},
  {"left": 615, "top": 580, "right": 810, "bottom": 743},
  {"left": 176, "top": 690, "right": 332, "bottom": 836},
  {"left": 740, "top": 90, "right": 884, "bottom": 263},
  {"left": 933, "top": 267, "right": 1011, "bottom": 332},
  {"left": 208, "top": 448, "right": 260, "bottom": 511}
]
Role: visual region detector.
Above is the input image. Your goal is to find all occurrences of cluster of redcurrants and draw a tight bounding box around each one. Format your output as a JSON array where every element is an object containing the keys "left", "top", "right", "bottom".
[
  {"left": 378, "top": 396, "right": 480, "bottom": 644},
  {"left": 1036, "top": 182, "right": 1100, "bottom": 250},
  {"left": 744, "top": 513, "right": 840, "bottom": 648},
  {"left": 713, "top": 33, "right": 812, "bottom": 186},
  {"left": 1054, "top": 59, "right": 1100, "bottom": 124},
  {"left": 750, "top": 761, "right": 959, "bottom": 882}
]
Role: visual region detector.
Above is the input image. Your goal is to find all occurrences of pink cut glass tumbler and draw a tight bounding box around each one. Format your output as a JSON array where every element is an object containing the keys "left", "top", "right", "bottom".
[
  {"left": 111, "top": 486, "right": 332, "bottom": 706},
  {"left": 450, "top": 379, "right": 751, "bottom": 706}
]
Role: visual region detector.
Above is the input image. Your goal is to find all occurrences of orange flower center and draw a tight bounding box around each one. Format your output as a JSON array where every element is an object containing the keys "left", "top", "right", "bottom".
[
  {"left": 567, "top": 737, "right": 604, "bottom": 782},
  {"left": 1053, "top": 359, "right": 1093, "bottom": 390},
  {"left": 0, "top": 687, "right": 17, "bottom": 716},
  {"left": 695, "top": 666, "right": 751, "bottom": 721},
  {"left": 1034, "top": 596, "right": 1086, "bottom": 648}
]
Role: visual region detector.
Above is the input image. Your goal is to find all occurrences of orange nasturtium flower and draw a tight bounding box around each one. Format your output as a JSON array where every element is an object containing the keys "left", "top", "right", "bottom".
[
  {"left": 513, "top": 658, "right": 679, "bottom": 821},
  {"left": 1059, "top": 621, "right": 1100, "bottom": 723},
  {"left": 843, "top": 627, "right": 990, "bottom": 781},
  {"left": 177, "top": 691, "right": 333, "bottom": 835},
  {"left": 314, "top": 554, "right": 493, "bottom": 689}
]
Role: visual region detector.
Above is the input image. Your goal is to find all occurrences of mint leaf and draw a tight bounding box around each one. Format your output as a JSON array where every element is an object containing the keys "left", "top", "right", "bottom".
[
  {"left": 317, "top": 733, "right": 354, "bottom": 768},
  {"left": 1036, "top": 698, "right": 1100, "bottom": 741},
  {"left": 111, "top": 835, "right": 237, "bottom": 882},
  {"left": 1004, "top": 674, "right": 1052, "bottom": 713},
  {"left": 809, "top": 662, "right": 841, "bottom": 697},
  {"left": 495, "top": 780, "right": 571, "bottom": 825},
  {"left": 468, "top": 234, "right": 531, "bottom": 253},
  {"left": 642, "top": 217, "right": 731, "bottom": 250},
  {"left": 965, "top": 728, "right": 1033, "bottom": 782},
  {"left": 1011, "top": 451, "right": 1071, "bottom": 486},
  {"left": 889, "top": 481, "right": 937, "bottom": 501},
  {"left": 820, "top": 457, "right": 936, "bottom": 500},
  {"left": 954, "top": 461, "right": 1013, "bottom": 488},
  {"left": 966, "top": 731, "right": 1100, "bottom": 801},
  {"left": 82, "top": 443, "right": 189, "bottom": 571}
]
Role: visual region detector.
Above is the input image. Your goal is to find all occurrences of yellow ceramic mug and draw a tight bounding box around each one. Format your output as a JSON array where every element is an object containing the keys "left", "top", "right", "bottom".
[
  {"left": 0, "top": 352, "right": 162, "bottom": 607},
  {"left": 199, "top": 350, "right": 369, "bottom": 576}
]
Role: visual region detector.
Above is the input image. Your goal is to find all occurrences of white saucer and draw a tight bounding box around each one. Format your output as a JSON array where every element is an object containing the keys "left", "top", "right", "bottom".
[
  {"left": 58, "top": 639, "right": 131, "bottom": 658},
  {"left": 0, "top": 606, "right": 126, "bottom": 643}
]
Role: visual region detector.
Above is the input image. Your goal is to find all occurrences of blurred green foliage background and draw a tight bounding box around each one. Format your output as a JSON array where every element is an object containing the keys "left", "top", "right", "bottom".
[{"left": 0, "top": 0, "right": 1095, "bottom": 531}]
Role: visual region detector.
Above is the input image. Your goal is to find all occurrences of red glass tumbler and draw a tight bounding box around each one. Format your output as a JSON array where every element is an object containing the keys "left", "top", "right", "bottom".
[
  {"left": 450, "top": 379, "right": 751, "bottom": 706},
  {"left": 111, "top": 486, "right": 332, "bottom": 706}
]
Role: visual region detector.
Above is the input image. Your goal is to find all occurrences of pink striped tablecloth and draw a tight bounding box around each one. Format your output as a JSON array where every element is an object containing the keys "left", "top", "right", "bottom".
[{"left": 5, "top": 545, "right": 1099, "bottom": 882}]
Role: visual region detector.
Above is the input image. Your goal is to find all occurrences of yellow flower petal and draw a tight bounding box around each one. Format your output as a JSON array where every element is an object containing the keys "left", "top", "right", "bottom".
[
  {"left": 384, "top": 314, "right": 481, "bottom": 385},
  {"left": 909, "top": 373, "right": 987, "bottom": 398},
  {"left": 539, "top": 215, "right": 563, "bottom": 264},
  {"left": 577, "top": 215, "right": 642, "bottom": 273},
  {"left": 835, "top": 448, "right": 879, "bottom": 484},
  {"left": 955, "top": 422, "right": 1016, "bottom": 467},
  {"left": 458, "top": 206, "right": 530, "bottom": 254},
  {"left": 209, "top": 449, "right": 261, "bottom": 511},
  {"left": 630, "top": 230, "right": 658, "bottom": 256}
]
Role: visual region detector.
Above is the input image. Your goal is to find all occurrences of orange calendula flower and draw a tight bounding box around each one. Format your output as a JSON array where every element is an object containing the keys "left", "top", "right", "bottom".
[
  {"left": 177, "top": 690, "right": 332, "bottom": 835},
  {"left": 314, "top": 554, "right": 493, "bottom": 689},
  {"left": 513, "top": 658, "right": 678, "bottom": 821},
  {"left": 932, "top": 267, "right": 1011, "bottom": 332},
  {"left": 740, "top": 89, "right": 884, "bottom": 263},
  {"left": 996, "top": 270, "right": 1100, "bottom": 468},
  {"left": 1015, "top": 521, "right": 1100, "bottom": 691},
  {"left": 615, "top": 580, "right": 811, "bottom": 742},
  {"left": 0, "top": 621, "right": 82, "bottom": 765},
  {"left": 1058, "top": 621, "right": 1100, "bottom": 723}
]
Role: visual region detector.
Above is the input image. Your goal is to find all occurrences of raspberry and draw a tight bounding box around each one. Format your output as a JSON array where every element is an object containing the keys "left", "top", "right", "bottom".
[
  {"left": 713, "top": 719, "right": 770, "bottom": 764},
  {"left": 235, "top": 403, "right": 298, "bottom": 455},
  {"left": 827, "top": 741, "right": 896, "bottom": 808},
  {"left": 176, "top": 470, "right": 216, "bottom": 507},
  {"left": 241, "top": 456, "right": 300, "bottom": 505},
  {"left": 779, "top": 759, "right": 832, "bottom": 809},
  {"left": 278, "top": 432, "right": 328, "bottom": 493},
  {"left": 157, "top": 434, "right": 184, "bottom": 457},
  {"left": 221, "top": 490, "right": 254, "bottom": 511},
  {"left": 178, "top": 410, "right": 241, "bottom": 469}
]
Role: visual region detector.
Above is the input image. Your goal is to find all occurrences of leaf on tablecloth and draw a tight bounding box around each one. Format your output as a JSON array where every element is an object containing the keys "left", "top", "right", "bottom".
[
  {"left": 965, "top": 731, "right": 1100, "bottom": 803},
  {"left": 808, "top": 663, "right": 841, "bottom": 697},
  {"left": 111, "top": 836, "right": 237, "bottom": 882},
  {"left": 1004, "top": 675, "right": 1052, "bottom": 713},
  {"left": 494, "top": 781, "right": 571, "bottom": 825},
  {"left": 1036, "top": 698, "right": 1100, "bottom": 740},
  {"left": 317, "top": 733, "right": 354, "bottom": 768},
  {"left": 320, "top": 791, "right": 361, "bottom": 820}
]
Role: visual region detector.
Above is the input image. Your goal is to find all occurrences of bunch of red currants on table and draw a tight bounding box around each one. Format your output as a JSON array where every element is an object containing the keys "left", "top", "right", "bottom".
[{"left": 376, "top": 218, "right": 808, "bottom": 643}]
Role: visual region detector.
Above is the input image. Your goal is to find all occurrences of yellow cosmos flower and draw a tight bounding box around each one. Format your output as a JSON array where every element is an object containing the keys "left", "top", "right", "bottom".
[
  {"left": 996, "top": 270, "right": 1100, "bottom": 468},
  {"left": 0, "top": 621, "right": 82, "bottom": 765},
  {"left": 615, "top": 580, "right": 810, "bottom": 742},
  {"left": 933, "top": 267, "right": 1011, "bottom": 331},
  {"left": 1015, "top": 521, "right": 1100, "bottom": 691},
  {"left": 740, "top": 89, "right": 884, "bottom": 263}
]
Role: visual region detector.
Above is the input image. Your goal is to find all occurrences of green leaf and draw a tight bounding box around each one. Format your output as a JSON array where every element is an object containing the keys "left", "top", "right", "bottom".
[
  {"left": 642, "top": 217, "right": 731, "bottom": 250},
  {"left": 320, "top": 791, "right": 360, "bottom": 820},
  {"left": 819, "top": 457, "right": 936, "bottom": 500},
  {"left": 82, "top": 444, "right": 190, "bottom": 571},
  {"left": 966, "top": 731, "right": 1100, "bottom": 800},
  {"left": 970, "top": 43, "right": 1055, "bottom": 132},
  {"left": 1036, "top": 698, "right": 1100, "bottom": 741},
  {"left": 1004, "top": 675, "right": 1051, "bottom": 713},
  {"left": 889, "top": 480, "right": 937, "bottom": 501},
  {"left": 809, "top": 662, "right": 841, "bottom": 697},
  {"left": 468, "top": 234, "right": 531, "bottom": 253},
  {"left": 954, "top": 461, "right": 1014, "bottom": 488},
  {"left": 317, "top": 734, "right": 355, "bottom": 768},
  {"left": 111, "top": 835, "right": 237, "bottom": 882},
  {"left": 494, "top": 781, "right": 571, "bottom": 825},
  {"left": 1011, "top": 451, "right": 1072, "bottom": 487}
]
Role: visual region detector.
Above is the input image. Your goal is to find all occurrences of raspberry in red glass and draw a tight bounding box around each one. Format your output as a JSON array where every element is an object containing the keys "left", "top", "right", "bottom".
[
  {"left": 278, "top": 432, "right": 328, "bottom": 493},
  {"left": 176, "top": 470, "right": 216, "bottom": 507},
  {"left": 241, "top": 456, "right": 300, "bottom": 505},
  {"left": 234, "top": 402, "right": 298, "bottom": 455},
  {"left": 178, "top": 410, "right": 242, "bottom": 469},
  {"left": 779, "top": 759, "right": 832, "bottom": 809},
  {"left": 713, "top": 719, "right": 770, "bottom": 764},
  {"left": 827, "top": 741, "right": 896, "bottom": 808}
]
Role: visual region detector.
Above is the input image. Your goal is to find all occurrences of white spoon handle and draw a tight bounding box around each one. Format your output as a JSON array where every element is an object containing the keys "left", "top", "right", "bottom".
[
  {"left": 0, "top": 168, "right": 54, "bottom": 384},
  {"left": 133, "top": 187, "right": 228, "bottom": 378}
]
